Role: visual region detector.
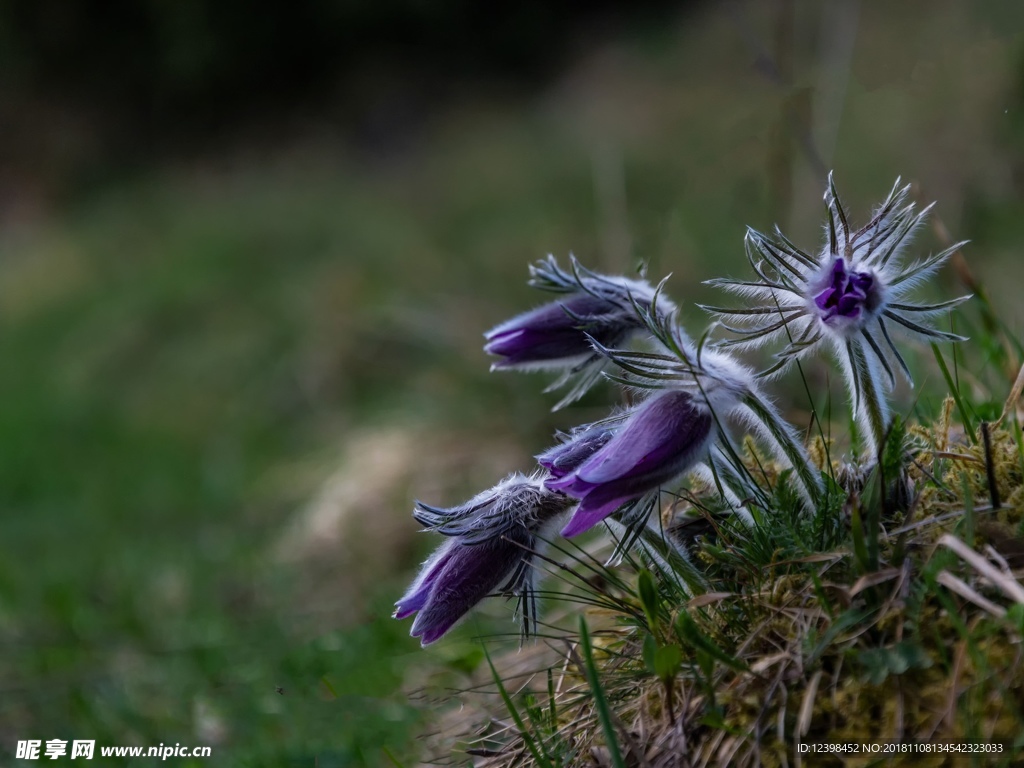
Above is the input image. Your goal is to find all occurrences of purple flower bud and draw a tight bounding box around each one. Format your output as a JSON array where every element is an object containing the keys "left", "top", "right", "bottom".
[
  {"left": 547, "top": 390, "right": 714, "bottom": 537},
  {"left": 484, "top": 257, "right": 675, "bottom": 409},
  {"left": 536, "top": 426, "right": 615, "bottom": 480},
  {"left": 403, "top": 531, "right": 532, "bottom": 645},
  {"left": 485, "top": 293, "right": 630, "bottom": 370},
  {"left": 395, "top": 474, "right": 572, "bottom": 644},
  {"left": 813, "top": 258, "right": 879, "bottom": 324},
  {"left": 485, "top": 292, "right": 622, "bottom": 368}
]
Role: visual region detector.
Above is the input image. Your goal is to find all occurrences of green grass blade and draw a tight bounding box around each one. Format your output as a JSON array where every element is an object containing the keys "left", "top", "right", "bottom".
[
  {"left": 578, "top": 617, "right": 627, "bottom": 768},
  {"left": 849, "top": 498, "right": 870, "bottom": 574},
  {"left": 547, "top": 668, "right": 557, "bottom": 730},
  {"left": 931, "top": 342, "right": 976, "bottom": 444},
  {"left": 485, "top": 648, "right": 553, "bottom": 768}
]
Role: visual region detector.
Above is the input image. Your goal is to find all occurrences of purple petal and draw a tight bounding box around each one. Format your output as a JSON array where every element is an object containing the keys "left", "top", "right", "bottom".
[
  {"left": 485, "top": 294, "right": 612, "bottom": 339},
  {"left": 485, "top": 325, "right": 595, "bottom": 365},
  {"left": 851, "top": 272, "right": 874, "bottom": 293},
  {"left": 393, "top": 593, "right": 427, "bottom": 621},
  {"left": 544, "top": 472, "right": 598, "bottom": 497},
  {"left": 551, "top": 391, "right": 714, "bottom": 538},
  {"left": 394, "top": 543, "right": 454, "bottom": 619},
  {"left": 484, "top": 293, "right": 634, "bottom": 366},
  {"left": 573, "top": 391, "right": 709, "bottom": 486},
  {"left": 560, "top": 493, "right": 635, "bottom": 537},
  {"left": 814, "top": 287, "right": 836, "bottom": 311},
  {"left": 836, "top": 294, "right": 862, "bottom": 318},
  {"left": 814, "top": 259, "right": 878, "bottom": 322},
  {"left": 409, "top": 533, "right": 528, "bottom": 645}
]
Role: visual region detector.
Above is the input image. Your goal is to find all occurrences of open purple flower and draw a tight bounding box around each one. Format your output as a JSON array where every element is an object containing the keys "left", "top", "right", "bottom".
[
  {"left": 546, "top": 390, "right": 715, "bottom": 537},
  {"left": 485, "top": 256, "right": 674, "bottom": 409},
  {"left": 703, "top": 173, "right": 969, "bottom": 451},
  {"left": 395, "top": 474, "right": 572, "bottom": 645}
]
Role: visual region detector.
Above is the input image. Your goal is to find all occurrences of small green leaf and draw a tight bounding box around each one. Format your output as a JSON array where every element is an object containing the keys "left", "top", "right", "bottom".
[
  {"left": 696, "top": 648, "right": 714, "bottom": 681},
  {"left": 891, "top": 641, "right": 933, "bottom": 672},
  {"left": 857, "top": 641, "right": 933, "bottom": 685},
  {"left": 642, "top": 632, "right": 658, "bottom": 675},
  {"left": 653, "top": 644, "right": 682, "bottom": 682},
  {"left": 858, "top": 647, "right": 891, "bottom": 685},
  {"left": 637, "top": 569, "right": 660, "bottom": 632},
  {"left": 523, "top": 693, "right": 545, "bottom": 731},
  {"left": 807, "top": 608, "right": 872, "bottom": 666},
  {"left": 881, "top": 415, "right": 907, "bottom": 476}
]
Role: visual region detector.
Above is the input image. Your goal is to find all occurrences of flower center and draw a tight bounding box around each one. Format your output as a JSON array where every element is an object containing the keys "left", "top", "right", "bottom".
[{"left": 814, "top": 259, "right": 877, "bottom": 324}]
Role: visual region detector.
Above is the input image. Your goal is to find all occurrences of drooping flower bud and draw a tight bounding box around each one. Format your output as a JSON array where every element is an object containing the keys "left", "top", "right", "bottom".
[
  {"left": 394, "top": 474, "right": 572, "bottom": 645},
  {"left": 546, "top": 390, "right": 715, "bottom": 537},
  {"left": 536, "top": 425, "right": 615, "bottom": 481},
  {"left": 484, "top": 256, "right": 674, "bottom": 408},
  {"left": 485, "top": 293, "right": 636, "bottom": 370},
  {"left": 396, "top": 531, "right": 532, "bottom": 645}
]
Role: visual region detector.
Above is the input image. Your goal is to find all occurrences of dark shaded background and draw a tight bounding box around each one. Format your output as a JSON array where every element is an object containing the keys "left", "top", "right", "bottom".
[
  {"left": 2, "top": 1, "right": 1023, "bottom": 765},
  {"left": 0, "top": 0, "right": 686, "bottom": 202}
]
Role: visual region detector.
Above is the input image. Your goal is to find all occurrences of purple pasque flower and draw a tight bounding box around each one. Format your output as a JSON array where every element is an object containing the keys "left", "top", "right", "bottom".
[
  {"left": 395, "top": 473, "right": 572, "bottom": 645},
  {"left": 703, "top": 174, "right": 968, "bottom": 367},
  {"left": 546, "top": 389, "right": 715, "bottom": 538},
  {"left": 702, "top": 173, "right": 969, "bottom": 450},
  {"left": 485, "top": 255, "right": 674, "bottom": 409}
]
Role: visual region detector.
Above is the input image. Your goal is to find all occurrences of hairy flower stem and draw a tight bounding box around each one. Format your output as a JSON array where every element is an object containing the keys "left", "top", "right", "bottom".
[
  {"left": 844, "top": 340, "right": 889, "bottom": 456},
  {"left": 740, "top": 390, "right": 824, "bottom": 508},
  {"left": 626, "top": 521, "right": 708, "bottom": 596}
]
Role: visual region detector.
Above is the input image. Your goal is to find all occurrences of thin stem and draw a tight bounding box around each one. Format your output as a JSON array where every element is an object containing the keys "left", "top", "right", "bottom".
[
  {"left": 740, "top": 388, "right": 823, "bottom": 507},
  {"left": 846, "top": 339, "right": 888, "bottom": 455}
]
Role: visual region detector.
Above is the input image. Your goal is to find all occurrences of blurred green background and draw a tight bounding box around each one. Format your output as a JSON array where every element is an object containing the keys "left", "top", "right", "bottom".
[{"left": 1, "top": 1, "right": 1023, "bottom": 764}]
